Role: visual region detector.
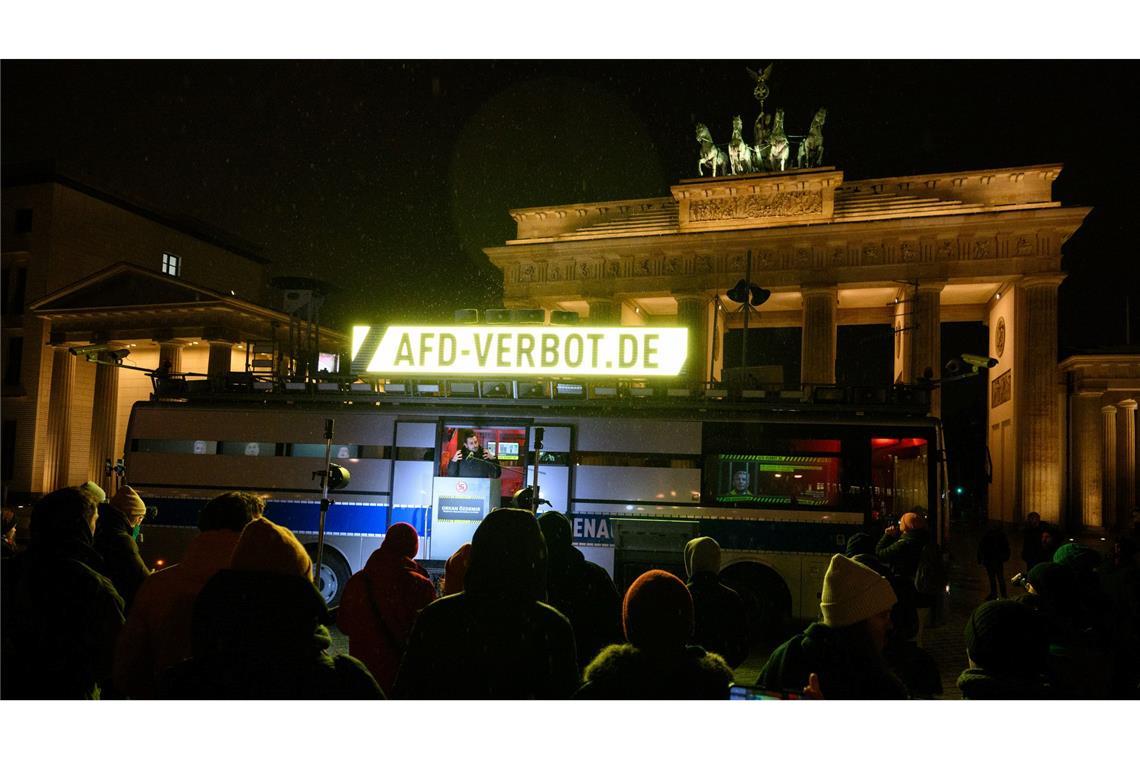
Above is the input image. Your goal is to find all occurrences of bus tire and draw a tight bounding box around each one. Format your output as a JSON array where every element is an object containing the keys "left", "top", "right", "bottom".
[
  {"left": 307, "top": 546, "right": 350, "bottom": 608},
  {"left": 719, "top": 562, "right": 793, "bottom": 645}
]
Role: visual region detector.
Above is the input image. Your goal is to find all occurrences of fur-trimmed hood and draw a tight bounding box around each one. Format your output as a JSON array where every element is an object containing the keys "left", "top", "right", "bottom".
[{"left": 576, "top": 643, "right": 733, "bottom": 700}]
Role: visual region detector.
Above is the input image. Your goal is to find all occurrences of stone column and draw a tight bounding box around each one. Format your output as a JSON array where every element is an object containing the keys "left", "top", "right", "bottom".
[
  {"left": 1072, "top": 392, "right": 1104, "bottom": 530},
  {"left": 1119, "top": 399, "right": 1138, "bottom": 526},
  {"left": 1102, "top": 404, "right": 1118, "bottom": 531},
  {"left": 675, "top": 292, "right": 710, "bottom": 383},
  {"left": 88, "top": 359, "right": 120, "bottom": 493},
  {"left": 207, "top": 340, "right": 234, "bottom": 379},
  {"left": 159, "top": 341, "right": 183, "bottom": 374},
  {"left": 1014, "top": 274, "right": 1065, "bottom": 525},
  {"left": 44, "top": 347, "right": 75, "bottom": 492},
  {"left": 586, "top": 298, "right": 619, "bottom": 326},
  {"left": 800, "top": 285, "right": 838, "bottom": 387},
  {"left": 908, "top": 282, "right": 945, "bottom": 415}
]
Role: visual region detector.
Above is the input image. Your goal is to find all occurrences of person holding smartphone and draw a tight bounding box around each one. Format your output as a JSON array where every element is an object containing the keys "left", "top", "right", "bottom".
[{"left": 448, "top": 429, "right": 501, "bottom": 479}]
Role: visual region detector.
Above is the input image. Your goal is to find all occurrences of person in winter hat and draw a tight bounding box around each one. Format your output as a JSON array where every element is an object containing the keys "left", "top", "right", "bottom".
[
  {"left": 338, "top": 523, "right": 436, "bottom": 694},
  {"left": 1, "top": 486, "right": 124, "bottom": 698},
  {"left": 576, "top": 569, "right": 734, "bottom": 699},
  {"left": 756, "top": 554, "right": 907, "bottom": 699},
  {"left": 92, "top": 484, "right": 151, "bottom": 612},
  {"left": 393, "top": 509, "right": 578, "bottom": 699},
  {"left": 682, "top": 536, "right": 749, "bottom": 669},
  {"left": 159, "top": 517, "right": 382, "bottom": 699},
  {"left": 956, "top": 599, "right": 1053, "bottom": 698},
  {"left": 113, "top": 491, "right": 262, "bottom": 698},
  {"left": 1021, "top": 560, "right": 1113, "bottom": 698},
  {"left": 537, "top": 511, "right": 623, "bottom": 668},
  {"left": 850, "top": 553, "right": 940, "bottom": 698}
]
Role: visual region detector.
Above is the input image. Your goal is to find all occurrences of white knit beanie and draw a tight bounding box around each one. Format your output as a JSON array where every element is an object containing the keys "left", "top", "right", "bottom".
[{"left": 819, "top": 554, "right": 897, "bottom": 628}]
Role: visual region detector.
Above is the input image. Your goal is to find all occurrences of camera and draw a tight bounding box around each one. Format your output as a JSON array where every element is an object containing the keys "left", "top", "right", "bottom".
[
  {"left": 1011, "top": 572, "right": 1029, "bottom": 588},
  {"left": 961, "top": 354, "right": 998, "bottom": 370}
]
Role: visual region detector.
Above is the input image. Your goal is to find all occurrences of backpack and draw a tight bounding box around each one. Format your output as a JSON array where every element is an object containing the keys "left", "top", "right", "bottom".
[{"left": 913, "top": 542, "right": 947, "bottom": 596}]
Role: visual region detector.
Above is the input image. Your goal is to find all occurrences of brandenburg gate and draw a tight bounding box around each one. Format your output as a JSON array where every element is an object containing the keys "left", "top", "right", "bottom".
[{"left": 484, "top": 164, "right": 1092, "bottom": 529}]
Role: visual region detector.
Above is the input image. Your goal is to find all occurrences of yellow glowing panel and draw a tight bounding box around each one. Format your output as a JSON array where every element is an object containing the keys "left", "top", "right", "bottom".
[{"left": 353, "top": 325, "right": 688, "bottom": 377}]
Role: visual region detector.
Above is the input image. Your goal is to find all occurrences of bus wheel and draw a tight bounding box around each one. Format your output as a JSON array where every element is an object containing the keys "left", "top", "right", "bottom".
[
  {"left": 307, "top": 547, "right": 350, "bottom": 607},
  {"left": 720, "top": 562, "right": 793, "bottom": 646}
]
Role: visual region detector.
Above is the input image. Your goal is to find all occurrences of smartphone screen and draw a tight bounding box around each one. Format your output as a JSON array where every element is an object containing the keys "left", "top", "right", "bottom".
[{"left": 729, "top": 684, "right": 801, "bottom": 700}]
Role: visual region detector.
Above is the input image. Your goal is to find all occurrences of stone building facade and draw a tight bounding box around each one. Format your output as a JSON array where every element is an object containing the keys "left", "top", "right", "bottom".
[
  {"left": 484, "top": 164, "right": 1096, "bottom": 528},
  {"left": 2, "top": 173, "right": 340, "bottom": 503}
]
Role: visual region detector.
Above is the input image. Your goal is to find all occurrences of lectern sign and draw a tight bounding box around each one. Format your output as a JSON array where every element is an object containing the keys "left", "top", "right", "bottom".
[{"left": 352, "top": 325, "right": 688, "bottom": 377}]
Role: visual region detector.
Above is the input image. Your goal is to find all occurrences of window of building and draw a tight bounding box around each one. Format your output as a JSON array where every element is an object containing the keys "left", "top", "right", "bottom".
[
  {"left": 3, "top": 336, "right": 23, "bottom": 387},
  {"left": 14, "top": 209, "right": 33, "bottom": 235},
  {"left": 2, "top": 265, "right": 27, "bottom": 316},
  {"left": 161, "top": 252, "right": 182, "bottom": 277}
]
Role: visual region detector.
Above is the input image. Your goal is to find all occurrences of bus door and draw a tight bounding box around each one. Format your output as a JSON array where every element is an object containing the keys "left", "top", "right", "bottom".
[{"left": 527, "top": 425, "right": 571, "bottom": 515}]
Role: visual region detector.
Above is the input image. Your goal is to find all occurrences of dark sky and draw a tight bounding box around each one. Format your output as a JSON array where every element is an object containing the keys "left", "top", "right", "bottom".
[{"left": 3, "top": 59, "right": 1137, "bottom": 352}]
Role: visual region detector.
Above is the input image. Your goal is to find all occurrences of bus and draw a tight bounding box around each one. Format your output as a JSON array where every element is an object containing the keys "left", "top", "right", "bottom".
[{"left": 124, "top": 381, "right": 946, "bottom": 640}]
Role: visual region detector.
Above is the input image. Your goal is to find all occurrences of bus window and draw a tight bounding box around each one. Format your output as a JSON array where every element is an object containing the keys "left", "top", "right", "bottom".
[
  {"left": 707, "top": 451, "right": 842, "bottom": 508},
  {"left": 219, "top": 441, "right": 277, "bottom": 457},
  {"left": 871, "top": 437, "right": 929, "bottom": 519},
  {"left": 441, "top": 424, "right": 529, "bottom": 503}
]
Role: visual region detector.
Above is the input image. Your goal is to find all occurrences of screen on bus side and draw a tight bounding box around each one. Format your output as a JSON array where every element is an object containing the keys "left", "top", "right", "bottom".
[{"left": 712, "top": 453, "right": 841, "bottom": 508}]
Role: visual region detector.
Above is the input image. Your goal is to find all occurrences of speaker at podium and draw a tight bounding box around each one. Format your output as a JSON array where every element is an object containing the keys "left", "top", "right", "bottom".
[{"left": 429, "top": 476, "right": 500, "bottom": 560}]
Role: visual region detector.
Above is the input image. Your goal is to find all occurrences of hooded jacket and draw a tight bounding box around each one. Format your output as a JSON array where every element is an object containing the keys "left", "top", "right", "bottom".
[
  {"left": 1, "top": 490, "right": 125, "bottom": 699},
  {"left": 159, "top": 570, "right": 382, "bottom": 699},
  {"left": 575, "top": 644, "right": 733, "bottom": 699},
  {"left": 158, "top": 519, "right": 382, "bottom": 699},
  {"left": 337, "top": 524, "right": 436, "bottom": 693},
  {"left": 756, "top": 622, "right": 908, "bottom": 700},
  {"left": 577, "top": 570, "right": 734, "bottom": 700},
  {"left": 538, "top": 511, "right": 623, "bottom": 668},
  {"left": 93, "top": 502, "right": 151, "bottom": 611},
  {"left": 112, "top": 528, "right": 241, "bottom": 698},
  {"left": 956, "top": 668, "right": 1055, "bottom": 699},
  {"left": 393, "top": 509, "right": 579, "bottom": 699}
]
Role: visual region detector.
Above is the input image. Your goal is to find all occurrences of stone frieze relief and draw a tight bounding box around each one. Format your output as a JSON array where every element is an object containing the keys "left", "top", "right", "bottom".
[{"left": 688, "top": 190, "right": 823, "bottom": 222}]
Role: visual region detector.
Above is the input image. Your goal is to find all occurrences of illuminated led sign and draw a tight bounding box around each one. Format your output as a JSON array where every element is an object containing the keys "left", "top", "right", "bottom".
[{"left": 351, "top": 325, "right": 688, "bottom": 377}]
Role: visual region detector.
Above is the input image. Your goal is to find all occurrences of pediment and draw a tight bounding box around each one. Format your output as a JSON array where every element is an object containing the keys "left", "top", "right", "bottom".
[{"left": 31, "top": 264, "right": 225, "bottom": 314}]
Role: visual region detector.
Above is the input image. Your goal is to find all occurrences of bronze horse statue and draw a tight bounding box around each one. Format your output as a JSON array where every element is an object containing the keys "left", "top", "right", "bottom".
[
  {"left": 768, "top": 109, "right": 790, "bottom": 172},
  {"left": 728, "top": 115, "right": 754, "bottom": 174},
  {"left": 796, "top": 108, "right": 827, "bottom": 168},
  {"left": 696, "top": 122, "right": 729, "bottom": 177}
]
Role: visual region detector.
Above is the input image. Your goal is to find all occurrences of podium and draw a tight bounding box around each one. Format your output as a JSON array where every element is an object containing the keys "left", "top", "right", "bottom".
[{"left": 429, "top": 476, "right": 500, "bottom": 560}]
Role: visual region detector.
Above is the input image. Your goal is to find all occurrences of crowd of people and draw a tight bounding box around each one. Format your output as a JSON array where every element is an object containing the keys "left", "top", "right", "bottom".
[{"left": 1, "top": 482, "right": 1137, "bottom": 700}]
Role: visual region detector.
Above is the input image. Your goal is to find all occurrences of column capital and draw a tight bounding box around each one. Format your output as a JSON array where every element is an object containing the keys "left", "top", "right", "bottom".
[
  {"left": 1103, "top": 404, "right": 1120, "bottom": 416},
  {"left": 672, "top": 290, "right": 710, "bottom": 305},
  {"left": 1119, "top": 399, "right": 1139, "bottom": 411},
  {"left": 800, "top": 284, "right": 838, "bottom": 298},
  {"left": 915, "top": 280, "right": 948, "bottom": 293},
  {"left": 1018, "top": 273, "right": 1067, "bottom": 289}
]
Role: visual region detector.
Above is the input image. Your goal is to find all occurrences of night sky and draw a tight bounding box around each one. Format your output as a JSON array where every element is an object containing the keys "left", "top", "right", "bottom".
[{"left": 3, "top": 59, "right": 1137, "bottom": 352}]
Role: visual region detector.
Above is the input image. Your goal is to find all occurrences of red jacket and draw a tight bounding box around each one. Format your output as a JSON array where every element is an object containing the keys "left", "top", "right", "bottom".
[{"left": 338, "top": 544, "right": 436, "bottom": 693}]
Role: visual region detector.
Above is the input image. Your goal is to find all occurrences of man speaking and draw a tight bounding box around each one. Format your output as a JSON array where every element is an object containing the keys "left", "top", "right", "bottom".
[{"left": 448, "top": 429, "right": 502, "bottom": 479}]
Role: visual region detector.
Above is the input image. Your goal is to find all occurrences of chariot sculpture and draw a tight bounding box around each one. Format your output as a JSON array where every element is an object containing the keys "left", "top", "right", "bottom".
[{"left": 692, "top": 63, "right": 828, "bottom": 176}]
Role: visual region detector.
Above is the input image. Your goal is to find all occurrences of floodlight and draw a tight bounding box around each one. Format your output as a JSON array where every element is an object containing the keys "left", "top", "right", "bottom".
[
  {"left": 511, "top": 309, "right": 546, "bottom": 324},
  {"left": 484, "top": 309, "right": 512, "bottom": 324},
  {"left": 550, "top": 310, "right": 580, "bottom": 325},
  {"left": 481, "top": 380, "right": 512, "bottom": 398},
  {"left": 447, "top": 380, "right": 478, "bottom": 398},
  {"left": 454, "top": 309, "right": 480, "bottom": 324}
]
